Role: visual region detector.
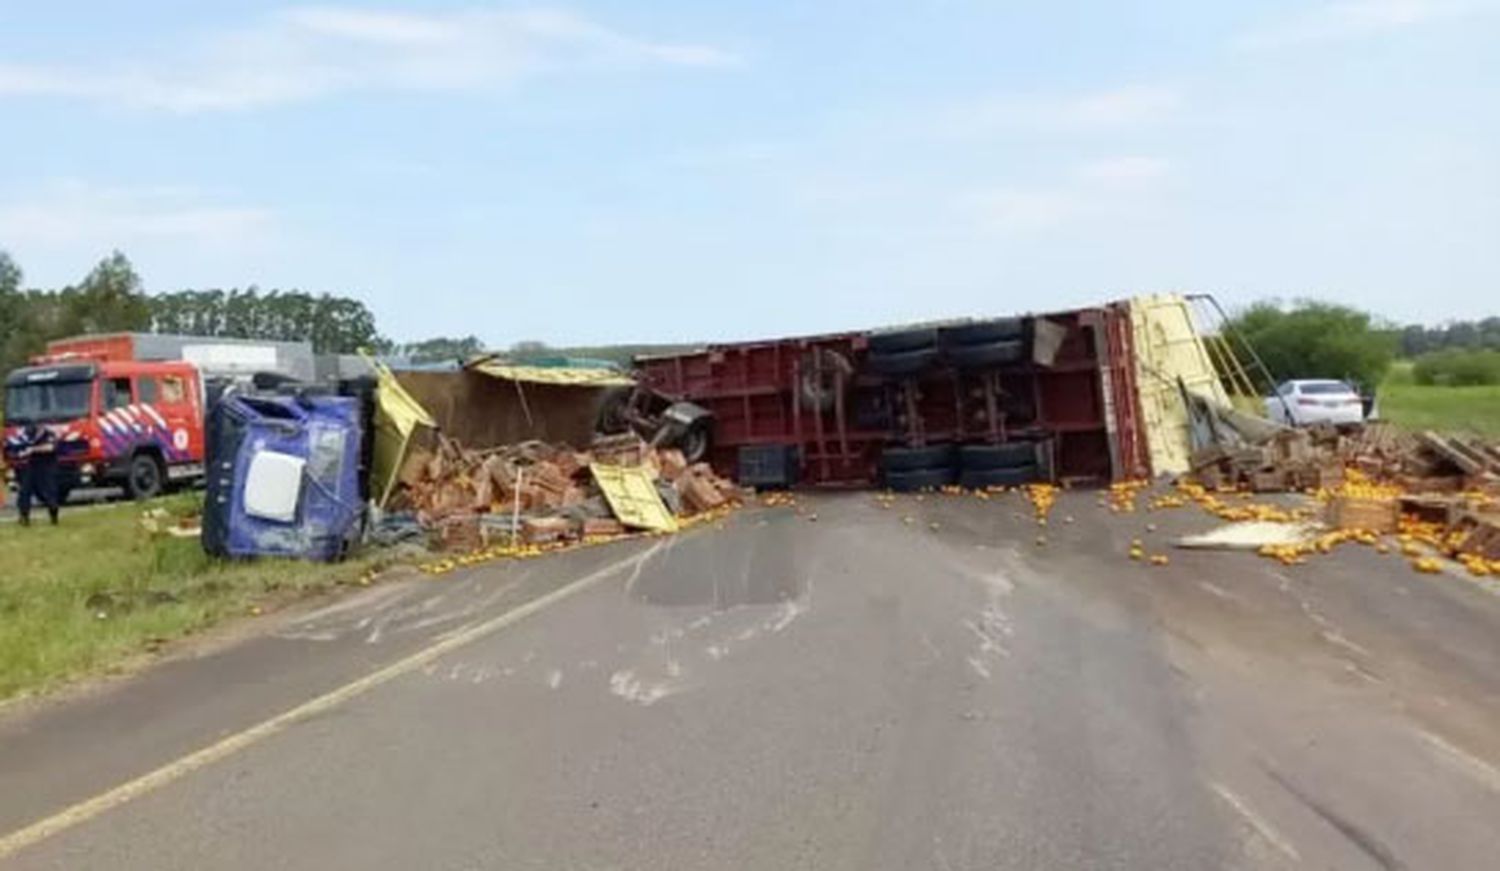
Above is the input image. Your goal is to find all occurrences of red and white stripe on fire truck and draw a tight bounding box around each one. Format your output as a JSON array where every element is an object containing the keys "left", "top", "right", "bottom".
[
  {"left": 95, "top": 404, "right": 191, "bottom": 462},
  {"left": 3, "top": 424, "right": 87, "bottom": 453}
]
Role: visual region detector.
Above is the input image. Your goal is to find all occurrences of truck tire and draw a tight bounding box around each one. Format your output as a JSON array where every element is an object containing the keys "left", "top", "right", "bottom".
[
  {"left": 958, "top": 442, "right": 1037, "bottom": 471},
  {"left": 680, "top": 422, "right": 711, "bottom": 464},
  {"left": 594, "top": 386, "right": 634, "bottom": 435},
  {"left": 959, "top": 465, "right": 1039, "bottom": 489},
  {"left": 884, "top": 466, "right": 956, "bottom": 492},
  {"left": 946, "top": 339, "right": 1026, "bottom": 371},
  {"left": 941, "top": 318, "right": 1025, "bottom": 347},
  {"left": 126, "top": 453, "right": 165, "bottom": 501},
  {"left": 868, "top": 328, "right": 938, "bottom": 355},
  {"left": 880, "top": 443, "right": 956, "bottom": 472},
  {"left": 866, "top": 347, "right": 939, "bottom": 377}
]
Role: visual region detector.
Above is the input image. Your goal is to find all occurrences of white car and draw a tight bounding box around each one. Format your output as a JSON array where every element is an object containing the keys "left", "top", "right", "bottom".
[{"left": 1265, "top": 379, "right": 1366, "bottom": 426}]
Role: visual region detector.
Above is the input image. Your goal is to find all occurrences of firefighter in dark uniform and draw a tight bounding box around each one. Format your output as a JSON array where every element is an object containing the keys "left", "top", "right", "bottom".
[{"left": 14, "top": 422, "right": 60, "bottom": 526}]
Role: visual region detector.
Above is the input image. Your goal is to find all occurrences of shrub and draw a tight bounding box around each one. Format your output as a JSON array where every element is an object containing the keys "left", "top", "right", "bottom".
[
  {"left": 1412, "top": 349, "right": 1500, "bottom": 386},
  {"left": 1225, "top": 302, "right": 1397, "bottom": 393}
]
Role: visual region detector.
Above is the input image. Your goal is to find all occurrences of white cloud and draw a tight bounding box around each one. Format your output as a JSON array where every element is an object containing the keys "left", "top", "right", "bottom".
[
  {"left": 0, "top": 6, "right": 737, "bottom": 112},
  {"left": 964, "top": 156, "right": 1170, "bottom": 233},
  {"left": 1236, "top": 0, "right": 1486, "bottom": 48},
  {"left": 932, "top": 85, "right": 1182, "bottom": 138},
  {"left": 0, "top": 181, "right": 272, "bottom": 251}
]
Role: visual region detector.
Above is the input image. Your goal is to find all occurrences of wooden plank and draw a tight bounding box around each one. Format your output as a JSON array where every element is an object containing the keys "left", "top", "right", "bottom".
[{"left": 1419, "top": 431, "right": 1486, "bottom": 475}]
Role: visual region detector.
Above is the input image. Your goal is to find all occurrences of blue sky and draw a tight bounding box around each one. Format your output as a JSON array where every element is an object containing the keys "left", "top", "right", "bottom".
[{"left": 2, "top": 1, "right": 1497, "bottom": 345}]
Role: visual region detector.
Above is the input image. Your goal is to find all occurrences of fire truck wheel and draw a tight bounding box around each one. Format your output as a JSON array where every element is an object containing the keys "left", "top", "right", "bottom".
[
  {"left": 945, "top": 339, "right": 1026, "bottom": 371},
  {"left": 958, "top": 442, "right": 1038, "bottom": 471},
  {"left": 126, "top": 453, "right": 165, "bottom": 501},
  {"left": 883, "top": 466, "right": 957, "bottom": 492},
  {"left": 879, "top": 443, "right": 956, "bottom": 473}
]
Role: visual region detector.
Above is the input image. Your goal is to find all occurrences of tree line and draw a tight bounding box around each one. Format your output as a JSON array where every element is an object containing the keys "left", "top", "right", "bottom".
[
  {"left": 1398, "top": 318, "right": 1500, "bottom": 357},
  {"left": 1, "top": 249, "right": 384, "bottom": 387},
  {"left": 1223, "top": 302, "right": 1500, "bottom": 391}
]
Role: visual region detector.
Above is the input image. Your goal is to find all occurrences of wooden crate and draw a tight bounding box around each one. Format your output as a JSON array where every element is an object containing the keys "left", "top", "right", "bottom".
[{"left": 1326, "top": 496, "right": 1399, "bottom": 533}]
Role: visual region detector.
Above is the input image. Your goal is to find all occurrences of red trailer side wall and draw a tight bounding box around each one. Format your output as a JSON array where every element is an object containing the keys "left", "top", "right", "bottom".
[{"left": 635, "top": 304, "right": 1150, "bottom": 487}]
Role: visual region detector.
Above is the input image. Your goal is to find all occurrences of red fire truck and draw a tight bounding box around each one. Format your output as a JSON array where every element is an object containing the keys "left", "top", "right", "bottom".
[{"left": 4, "top": 358, "right": 205, "bottom": 500}]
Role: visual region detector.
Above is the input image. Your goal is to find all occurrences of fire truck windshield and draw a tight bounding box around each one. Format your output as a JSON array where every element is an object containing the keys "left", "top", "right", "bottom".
[{"left": 4, "top": 380, "right": 92, "bottom": 423}]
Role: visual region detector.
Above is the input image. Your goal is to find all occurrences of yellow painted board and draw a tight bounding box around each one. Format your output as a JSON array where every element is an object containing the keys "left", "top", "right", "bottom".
[
  {"left": 590, "top": 463, "right": 679, "bottom": 533},
  {"left": 1129, "top": 294, "right": 1233, "bottom": 476},
  {"left": 365, "top": 353, "right": 438, "bottom": 508},
  {"left": 469, "top": 362, "right": 636, "bottom": 388}
]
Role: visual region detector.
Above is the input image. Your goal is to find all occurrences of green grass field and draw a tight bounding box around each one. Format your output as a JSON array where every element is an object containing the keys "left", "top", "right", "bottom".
[
  {"left": 1378, "top": 362, "right": 1500, "bottom": 436},
  {"left": 0, "top": 493, "right": 379, "bottom": 702}
]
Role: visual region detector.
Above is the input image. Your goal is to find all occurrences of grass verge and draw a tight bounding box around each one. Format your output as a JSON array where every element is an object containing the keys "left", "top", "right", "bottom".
[
  {"left": 0, "top": 492, "right": 381, "bottom": 703},
  {"left": 1379, "top": 380, "right": 1500, "bottom": 437}
]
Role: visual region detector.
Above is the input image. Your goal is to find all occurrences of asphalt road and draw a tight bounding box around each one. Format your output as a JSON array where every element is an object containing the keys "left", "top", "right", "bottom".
[{"left": 3, "top": 490, "right": 1500, "bottom": 869}]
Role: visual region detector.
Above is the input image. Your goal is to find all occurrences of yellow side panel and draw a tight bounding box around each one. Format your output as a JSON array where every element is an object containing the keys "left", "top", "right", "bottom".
[
  {"left": 367, "top": 355, "right": 437, "bottom": 508},
  {"left": 469, "top": 362, "right": 636, "bottom": 388},
  {"left": 1129, "top": 294, "right": 1232, "bottom": 476},
  {"left": 590, "top": 463, "right": 679, "bottom": 533}
]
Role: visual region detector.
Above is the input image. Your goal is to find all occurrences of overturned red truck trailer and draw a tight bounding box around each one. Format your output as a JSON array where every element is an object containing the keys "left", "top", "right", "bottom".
[{"left": 633, "top": 303, "right": 1151, "bottom": 489}]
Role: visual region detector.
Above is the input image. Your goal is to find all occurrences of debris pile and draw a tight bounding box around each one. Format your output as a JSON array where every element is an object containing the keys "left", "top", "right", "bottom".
[
  {"left": 1187, "top": 425, "right": 1346, "bottom": 493},
  {"left": 1151, "top": 468, "right": 1500, "bottom": 577},
  {"left": 391, "top": 432, "right": 741, "bottom": 553},
  {"left": 1348, "top": 427, "right": 1500, "bottom": 492},
  {"left": 1187, "top": 420, "right": 1500, "bottom": 497}
]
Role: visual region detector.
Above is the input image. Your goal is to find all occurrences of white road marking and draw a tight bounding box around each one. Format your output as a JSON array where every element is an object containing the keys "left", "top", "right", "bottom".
[
  {"left": 1320, "top": 630, "right": 1371, "bottom": 657},
  {"left": 1198, "top": 581, "right": 1240, "bottom": 602},
  {"left": 0, "top": 541, "right": 667, "bottom": 861},
  {"left": 1419, "top": 730, "right": 1500, "bottom": 794},
  {"left": 1211, "top": 783, "right": 1302, "bottom": 862}
]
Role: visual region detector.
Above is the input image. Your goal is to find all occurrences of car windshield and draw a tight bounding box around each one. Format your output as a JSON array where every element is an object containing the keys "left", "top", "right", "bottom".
[
  {"left": 1300, "top": 381, "right": 1353, "bottom": 395},
  {"left": 3, "top": 380, "right": 92, "bottom": 423}
]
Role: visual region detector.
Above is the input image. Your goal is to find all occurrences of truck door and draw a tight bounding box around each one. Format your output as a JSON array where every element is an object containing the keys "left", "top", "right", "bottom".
[
  {"left": 98, "top": 375, "right": 136, "bottom": 463},
  {"left": 146, "top": 372, "right": 201, "bottom": 464}
]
